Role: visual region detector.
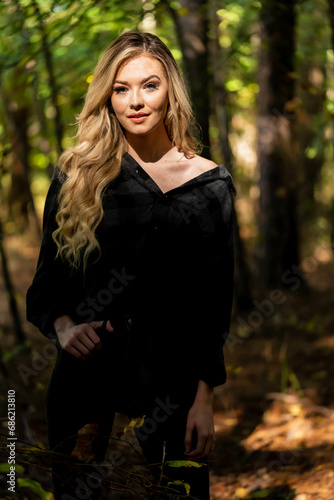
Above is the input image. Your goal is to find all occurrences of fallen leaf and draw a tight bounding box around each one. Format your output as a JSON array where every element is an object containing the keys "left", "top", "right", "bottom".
[
  {"left": 234, "top": 488, "right": 249, "bottom": 499},
  {"left": 123, "top": 415, "right": 146, "bottom": 434},
  {"left": 70, "top": 423, "right": 99, "bottom": 462},
  {"left": 166, "top": 460, "right": 206, "bottom": 468},
  {"left": 167, "top": 480, "right": 191, "bottom": 494}
]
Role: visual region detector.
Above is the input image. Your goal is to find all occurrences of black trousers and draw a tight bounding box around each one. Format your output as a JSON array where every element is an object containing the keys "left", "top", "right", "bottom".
[{"left": 45, "top": 316, "right": 210, "bottom": 499}]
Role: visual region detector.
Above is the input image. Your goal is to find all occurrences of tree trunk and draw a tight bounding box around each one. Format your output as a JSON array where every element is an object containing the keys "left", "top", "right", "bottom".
[
  {"left": 326, "top": 0, "right": 334, "bottom": 249},
  {"left": 297, "top": 60, "right": 326, "bottom": 219},
  {"left": 0, "top": 73, "right": 42, "bottom": 239},
  {"left": 30, "top": 0, "right": 63, "bottom": 157},
  {"left": 0, "top": 219, "right": 25, "bottom": 344},
  {"left": 257, "top": 0, "right": 302, "bottom": 289},
  {"left": 327, "top": 0, "right": 334, "bottom": 50},
  {"left": 31, "top": 70, "right": 55, "bottom": 180},
  {"left": 208, "top": 1, "right": 253, "bottom": 309},
  {"left": 163, "top": 0, "right": 211, "bottom": 158}
]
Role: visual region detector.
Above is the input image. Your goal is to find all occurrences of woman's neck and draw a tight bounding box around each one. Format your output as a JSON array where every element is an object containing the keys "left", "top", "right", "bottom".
[{"left": 125, "top": 124, "right": 174, "bottom": 164}]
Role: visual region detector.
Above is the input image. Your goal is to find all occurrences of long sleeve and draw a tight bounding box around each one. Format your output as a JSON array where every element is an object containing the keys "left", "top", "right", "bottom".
[
  {"left": 194, "top": 173, "right": 236, "bottom": 388},
  {"left": 26, "top": 166, "right": 75, "bottom": 340}
]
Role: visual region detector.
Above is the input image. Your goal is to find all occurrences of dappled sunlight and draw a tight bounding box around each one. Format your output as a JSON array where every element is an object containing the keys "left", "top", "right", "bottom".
[{"left": 230, "top": 115, "right": 258, "bottom": 176}]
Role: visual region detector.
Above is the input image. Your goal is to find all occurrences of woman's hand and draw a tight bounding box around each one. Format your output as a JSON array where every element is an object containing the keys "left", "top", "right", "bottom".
[
  {"left": 184, "top": 380, "right": 215, "bottom": 459},
  {"left": 53, "top": 315, "right": 114, "bottom": 360}
]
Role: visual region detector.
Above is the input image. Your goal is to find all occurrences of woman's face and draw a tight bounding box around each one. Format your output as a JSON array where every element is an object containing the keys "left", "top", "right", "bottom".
[{"left": 111, "top": 55, "right": 169, "bottom": 139}]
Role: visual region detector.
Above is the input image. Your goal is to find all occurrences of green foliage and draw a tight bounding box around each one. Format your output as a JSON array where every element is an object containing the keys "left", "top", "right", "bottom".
[
  {"left": 17, "top": 477, "right": 53, "bottom": 499},
  {"left": 165, "top": 459, "right": 206, "bottom": 468},
  {"left": 0, "top": 0, "right": 145, "bottom": 141},
  {"left": 0, "top": 0, "right": 180, "bottom": 226},
  {"left": 0, "top": 0, "right": 333, "bottom": 259},
  {"left": 240, "top": 488, "right": 296, "bottom": 499},
  {"left": 216, "top": 0, "right": 260, "bottom": 111},
  {"left": 167, "top": 479, "right": 191, "bottom": 495},
  {"left": 247, "top": 490, "right": 271, "bottom": 498},
  {"left": 2, "top": 342, "right": 29, "bottom": 362},
  {"left": 0, "top": 463, "right": 24, "bottom": 473}
]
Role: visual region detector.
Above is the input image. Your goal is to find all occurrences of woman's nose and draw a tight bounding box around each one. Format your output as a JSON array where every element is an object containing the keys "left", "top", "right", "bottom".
[{"left": 130, "top": 89, "right": 144, "bottom": 109}]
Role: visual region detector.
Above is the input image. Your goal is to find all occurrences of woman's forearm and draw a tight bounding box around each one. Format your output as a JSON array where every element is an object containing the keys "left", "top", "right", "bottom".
[{"left": 194, "top": 379, "right": 214, "bottom": 405}]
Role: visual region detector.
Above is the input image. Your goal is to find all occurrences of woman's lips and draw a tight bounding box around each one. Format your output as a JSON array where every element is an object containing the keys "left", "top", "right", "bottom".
[{"left": 128, "top": 114, "right": 149, "bottom": 123}]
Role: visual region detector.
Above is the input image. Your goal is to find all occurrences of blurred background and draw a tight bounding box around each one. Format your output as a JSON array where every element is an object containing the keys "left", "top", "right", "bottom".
[{"left": 0, "top": 0, "right": 334, "bottom": 499}]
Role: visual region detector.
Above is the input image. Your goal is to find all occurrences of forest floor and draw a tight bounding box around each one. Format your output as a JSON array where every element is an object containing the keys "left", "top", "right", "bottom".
[{"left": 0, "top": 231, "right": 334, "bottom": 500}]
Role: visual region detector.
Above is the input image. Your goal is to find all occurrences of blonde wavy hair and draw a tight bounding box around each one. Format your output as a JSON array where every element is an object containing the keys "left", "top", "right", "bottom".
[{"left": 53, "top": 31, "right": 202, "bottom": 272}]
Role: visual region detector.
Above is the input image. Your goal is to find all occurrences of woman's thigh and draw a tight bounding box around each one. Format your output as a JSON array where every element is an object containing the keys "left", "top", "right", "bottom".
[
  {"left": 46, "top": 345, "right": 118, "bottom": 448},
  {"left": 133, "top": 390, "right": 210, "bottom": 500},
  {"left": 45, "top": 342, "right": 122, "bottom": 499}
]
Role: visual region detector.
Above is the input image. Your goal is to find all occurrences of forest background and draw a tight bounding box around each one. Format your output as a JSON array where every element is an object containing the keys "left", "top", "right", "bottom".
[{"left": 1, "top": 0, "right": 334, "bottom": 499}]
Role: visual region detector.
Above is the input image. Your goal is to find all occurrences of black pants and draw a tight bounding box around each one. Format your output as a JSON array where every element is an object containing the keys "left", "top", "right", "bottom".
[{"left": 45, "top": 317, "right": 210, "bottom": 499}]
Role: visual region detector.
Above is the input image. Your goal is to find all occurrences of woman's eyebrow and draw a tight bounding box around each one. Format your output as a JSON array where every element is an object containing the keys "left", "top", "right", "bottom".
[{"left": 113, "top": 74, "right": 161, "bottom": 85}]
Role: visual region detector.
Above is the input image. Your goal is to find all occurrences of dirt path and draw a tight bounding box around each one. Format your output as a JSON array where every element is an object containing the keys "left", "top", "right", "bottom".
[{"left": 209, "top": 262, "right": 334, "bottom": 500}]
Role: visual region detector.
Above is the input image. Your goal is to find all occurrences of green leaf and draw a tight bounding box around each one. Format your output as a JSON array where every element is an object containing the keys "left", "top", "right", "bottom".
[
  {"left": 123, "top": 415, "right": 146, "bottom": 434},
  {"left": 167, "top": 479, "right": 190, "bottom": 494},
  {"left": 248, "top": 489, "right": 271, "bottom": 498},
  {"left": 165, "top": 460, "right": 206, "bottom": 468},
  {"left": 3, "top": 343, "right": 28, "bottom": 362},
  {"left": 17, "top": 478, "right": 53, "bottom": 500},
  {"left": 0, "top": 463, "right": 24, "bottom": 473}
]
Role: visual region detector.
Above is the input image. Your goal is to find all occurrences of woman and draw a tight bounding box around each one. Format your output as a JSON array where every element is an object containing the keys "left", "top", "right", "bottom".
[{"left": 26, "top": 31, "right": 237, "bottom": 500}]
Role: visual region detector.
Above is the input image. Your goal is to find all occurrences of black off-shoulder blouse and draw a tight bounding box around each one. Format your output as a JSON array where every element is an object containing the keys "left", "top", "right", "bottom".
[{"left": 26, "top": 151, "right": 237, "bottom": 396}]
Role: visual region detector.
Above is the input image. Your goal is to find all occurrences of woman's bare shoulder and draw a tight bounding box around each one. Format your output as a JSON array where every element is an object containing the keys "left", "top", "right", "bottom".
[{"left": 188, "top": 154, "right": 219, "bottom": 174}]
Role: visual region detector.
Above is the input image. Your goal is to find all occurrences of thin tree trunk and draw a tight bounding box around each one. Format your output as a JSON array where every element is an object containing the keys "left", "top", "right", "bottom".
[
  {"left": 0, "top": 342, "right": 9, "bottom": 378},
  {"left": 328, "top": 0, "right": 334, "bottom": 50},
  {"left": 162, "top": 0, "right": 211, "bottom": 158},
  {"left": 30, "top": 0, "right": 63, "bottom": 157},
  {"left": 297, "top": 61, "right": 325, "bottom": 219},
  {"left": 326, "top": 0, "right": 334, "bottom": 249},
  {"left": 0, "top": 73, "right": 42, "bottom": 239},
  {"left": 31, "top": 70, "right": 54, "bottom": 180},
  {"left": 257, "top": 0, "right": 303, "bottom": 289},
  {"left": 0, "top": 219, "right": 25, "bottom": 344}
]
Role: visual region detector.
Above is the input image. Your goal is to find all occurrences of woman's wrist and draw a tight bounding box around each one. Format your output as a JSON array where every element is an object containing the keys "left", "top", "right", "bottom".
[
  {"left": 194, "top": 379, "right": 214, "bottom": 405},
  {"left": 53, "top": 315, "right": 75, "bottom": 337}
]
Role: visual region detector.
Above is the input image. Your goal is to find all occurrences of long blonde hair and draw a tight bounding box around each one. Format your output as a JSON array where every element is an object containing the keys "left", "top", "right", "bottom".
[{"left": 53, "top": 31, "right": 202, "bottom": 272}]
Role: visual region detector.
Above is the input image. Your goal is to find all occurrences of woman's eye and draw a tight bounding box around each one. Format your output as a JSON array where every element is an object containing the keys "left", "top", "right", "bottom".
[
  {"left": 145, "top": 82, "right": 158, "bottom": 91},
  {"left": 114, "top": 86, "right": 127, "bottom": 94},
  {"left": 113, "top": 82, "right": 158, "bottom": 94}
]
